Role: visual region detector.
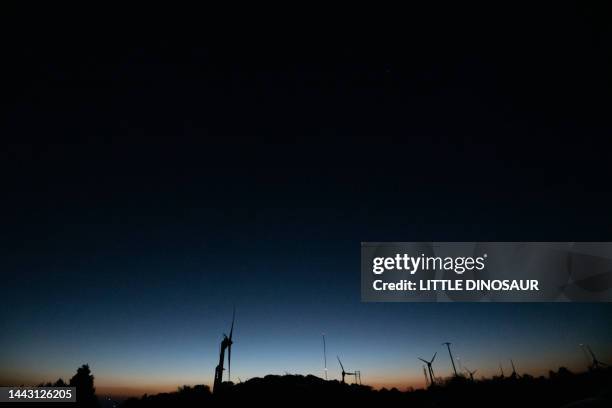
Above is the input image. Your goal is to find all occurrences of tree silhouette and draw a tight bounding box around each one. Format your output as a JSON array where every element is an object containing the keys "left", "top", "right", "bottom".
[
  {"left": 69, "top": 364, "right": 99, "bottom": 407},
  {"left": 54, "top": 378, "right": 67, "bottom": 387}
]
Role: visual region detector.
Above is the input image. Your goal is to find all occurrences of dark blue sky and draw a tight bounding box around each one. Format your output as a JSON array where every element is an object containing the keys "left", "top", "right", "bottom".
[
  {"left": 2, "top": 5, "right": 612, "bottom": 396},
  {"left": 2, "top": 209, "right": 611, "bottom": 394}
]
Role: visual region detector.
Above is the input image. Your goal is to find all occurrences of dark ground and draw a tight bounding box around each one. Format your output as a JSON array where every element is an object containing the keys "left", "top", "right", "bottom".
[{"left": 119, "top": 368, "right": 611, "bottom": 408}]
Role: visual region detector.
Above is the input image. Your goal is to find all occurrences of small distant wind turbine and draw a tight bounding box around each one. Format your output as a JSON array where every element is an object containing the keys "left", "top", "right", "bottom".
[
  {"left": 580, "top": 344, "right": 608, "bottom": 370},
  {"left": 579, "top": 344, "right": 592, "bottom": 367},
  {"left": 338, "top": 356, "right": 346, "bottom": 383},
  {"left": 464, "top": 367, "right": 477, "bottom": 381},
  {"left": 442, "top": 342, "right": 458, "bottom": 376},
  {"left": 510, "top": 359, "right": 520, "bottom": 378},
  {"left": 337, "top": 356, "right": 357, "bottom": 384},
  {"left": 499, "top": 362, "right": 505, "bottom": 378},
  {"left": 418, "top": 352, "right": 437, "bottom": 386}
]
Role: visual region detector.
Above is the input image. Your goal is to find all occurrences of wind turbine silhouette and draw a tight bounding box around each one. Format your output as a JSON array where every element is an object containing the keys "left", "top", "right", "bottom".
[
  {"left": 464, "top": 367, "right": 477, "bottom": 381},
  {"left": 580, "top": 344, "right": 608, "bottom": 370},
  {"left": 337, "top": 356, "right": 357, "bottom": 384},
  {"left": 510, "top": 359, "right": 520, "bottom": 379},
  {"left": 418, "top": 352, "right": 437, "bottom": 386},
  {"left": 213, "top": 307, "right": 235, "bottom": 393}
]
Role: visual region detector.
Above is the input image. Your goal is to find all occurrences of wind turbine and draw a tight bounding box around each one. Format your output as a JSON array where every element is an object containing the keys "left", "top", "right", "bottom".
[
  {"left": 464, "top": 367, "right": 477, "bottom": 381},
  {"left": 418, "top": 352, "right": 437, "bottom": 386},
  {"left": 337, "top": 356, "right": 357, "bottom": 384},
  {"left": 499, "top": 363, "right": 505, "bottom": 378},
  {"left": 442, "top": 342, "right": 458, "bottom": 376},
  {"left": 580, "top": 344, "right": 608, "bottom": 370},
  {"left": 213, "top": 307, "right": 235, "bottom": 393},
  {"left": 579, "top": 344, "right": 592, "bottom": 368},
  {"left": 510, "top": 359, "right": 519, "bottom": 378}
]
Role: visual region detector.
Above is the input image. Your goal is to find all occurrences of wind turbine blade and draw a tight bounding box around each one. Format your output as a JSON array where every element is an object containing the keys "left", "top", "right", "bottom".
[
  {"left": 337, "top": 356, "right": 345, "bottom": 372},
  {"left": 322, "top": 334, "right": 327, "bottom": 368},
  {"left": 229, "top": 307, "right": 235, "bottom": 341},
  {"left": 431, "top": 352, "right": 437, "bottom": 363},
  {"left": 228, "top": 344, "right": 232, "bottom": 381},
  {"left": 587, "top": 346, "right": 596, "bottom": 360},
  {"left": 580, "top": 345, "right": 591, "bottom": 364},
  {"left": 418, "top": 358, "right": 428, "bottom": 364}
]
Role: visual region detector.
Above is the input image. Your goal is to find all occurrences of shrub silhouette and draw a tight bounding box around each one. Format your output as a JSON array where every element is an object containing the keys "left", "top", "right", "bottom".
[{"left": 123, "top": 384, "right": 212, "bottom": 408}]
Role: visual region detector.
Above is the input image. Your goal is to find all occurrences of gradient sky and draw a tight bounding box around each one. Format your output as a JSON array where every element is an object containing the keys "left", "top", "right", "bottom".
[{"left": 2, "top": 5, "right": 612, "bottom": 397}]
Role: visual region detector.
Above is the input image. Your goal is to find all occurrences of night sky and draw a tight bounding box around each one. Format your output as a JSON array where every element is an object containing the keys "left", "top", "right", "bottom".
[{"left": 2, "top": 5, "right": 612, "bottom": 397}]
